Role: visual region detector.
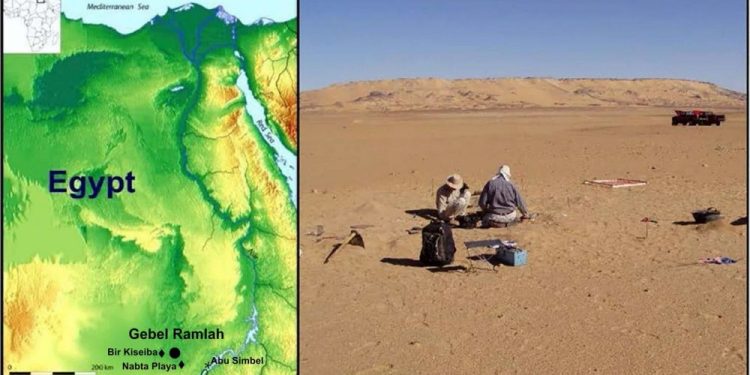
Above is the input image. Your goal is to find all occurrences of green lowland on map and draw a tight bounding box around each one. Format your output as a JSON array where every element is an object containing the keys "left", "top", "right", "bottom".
[{"left": 3, "top": 2, "right": 297, "bottom": 374}]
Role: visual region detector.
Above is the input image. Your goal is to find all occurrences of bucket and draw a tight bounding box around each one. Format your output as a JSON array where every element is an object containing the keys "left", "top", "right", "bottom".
[{"left": 692, "top": 207, "right": 721, "bottom": 223}]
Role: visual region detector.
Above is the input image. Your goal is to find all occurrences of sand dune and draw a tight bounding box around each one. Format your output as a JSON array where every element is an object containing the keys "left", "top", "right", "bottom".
[{"left": 302, "top": 78, "right": 746, "bottom": 111}]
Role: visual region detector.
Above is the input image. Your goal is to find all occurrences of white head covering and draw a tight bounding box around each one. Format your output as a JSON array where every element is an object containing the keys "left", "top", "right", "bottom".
[{"left": 498, "top": 165, "right": 511, "bottom": 181}]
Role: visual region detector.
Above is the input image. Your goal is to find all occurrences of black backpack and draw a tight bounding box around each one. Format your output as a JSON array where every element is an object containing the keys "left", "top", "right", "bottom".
[{"left": 419, "top": 221, "right": 456, "bottom": 266}]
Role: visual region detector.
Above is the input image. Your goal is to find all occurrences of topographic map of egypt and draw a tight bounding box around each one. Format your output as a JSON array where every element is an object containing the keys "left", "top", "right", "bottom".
[
  {"left": 3, "top": 0, "right": 61, "bottom": 53},
  {"left": 3, "top": 0, "right": 297, "bottom": 373}
]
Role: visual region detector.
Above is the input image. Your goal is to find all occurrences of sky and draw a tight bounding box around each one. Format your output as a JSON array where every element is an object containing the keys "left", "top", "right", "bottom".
[{"left": 300, "top": 0, "right": 747, "bottom": 92}]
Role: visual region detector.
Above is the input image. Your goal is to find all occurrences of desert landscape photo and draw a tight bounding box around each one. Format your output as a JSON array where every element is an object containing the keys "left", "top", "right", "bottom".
[
  {"left": 299, "top": 1, "right": 746, "bottom": 374},
  {"left": 298, "top": 78, "right": 746, "bottom": 374}
]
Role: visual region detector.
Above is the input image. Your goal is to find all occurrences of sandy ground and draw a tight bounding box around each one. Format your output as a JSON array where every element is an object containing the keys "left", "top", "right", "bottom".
[{"left": 299, "top": 107, "right": 747, "bottom": 374}]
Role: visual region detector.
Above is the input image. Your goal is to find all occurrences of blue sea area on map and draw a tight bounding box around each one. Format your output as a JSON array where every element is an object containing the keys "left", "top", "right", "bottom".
[{"left": 62, "top": 0, "right": 295, "bottom": 34}]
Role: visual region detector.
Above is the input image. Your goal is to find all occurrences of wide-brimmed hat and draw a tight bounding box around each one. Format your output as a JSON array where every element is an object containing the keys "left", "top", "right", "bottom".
[{"left": 446, "top": 174, "right": 464, "bottom": 189}]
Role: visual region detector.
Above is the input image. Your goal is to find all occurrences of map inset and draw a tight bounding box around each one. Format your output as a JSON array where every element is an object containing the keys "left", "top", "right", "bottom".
[
  {"left": 3, "top": 0, "right": 62, "bottom": 53},
  {"left": 3, "top": 2, "right": 297, "bottom": 374}
]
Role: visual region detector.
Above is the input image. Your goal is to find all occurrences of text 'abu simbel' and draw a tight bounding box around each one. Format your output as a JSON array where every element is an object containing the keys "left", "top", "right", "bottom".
[{"left": 48, "top": 170, "right": 136, "bottom": 199}]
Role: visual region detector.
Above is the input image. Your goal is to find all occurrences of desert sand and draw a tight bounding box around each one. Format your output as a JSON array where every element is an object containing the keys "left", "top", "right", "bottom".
[{"left": 299, "top": 80, "right": 747, "bottom": 374}]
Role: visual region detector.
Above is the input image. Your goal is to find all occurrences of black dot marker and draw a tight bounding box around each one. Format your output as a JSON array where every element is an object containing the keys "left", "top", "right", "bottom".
[{"left": 170, "top": 347, "right": 181, "bottom": 359}]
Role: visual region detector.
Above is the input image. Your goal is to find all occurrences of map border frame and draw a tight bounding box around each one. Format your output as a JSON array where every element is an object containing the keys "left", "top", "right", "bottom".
[{"left": 0, "top": 0, "right": 301, "bottom": 372}]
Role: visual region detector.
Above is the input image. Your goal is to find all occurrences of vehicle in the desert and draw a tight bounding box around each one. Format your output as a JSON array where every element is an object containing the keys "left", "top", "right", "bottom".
[{"left": 672, "top": 110, "right": 725, "bottom": 126}]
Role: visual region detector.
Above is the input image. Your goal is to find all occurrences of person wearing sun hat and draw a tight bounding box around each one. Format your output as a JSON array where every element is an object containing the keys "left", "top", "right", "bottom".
[
  {"left": 435, "top": 174, "right": 472, "bottom": 222},
  {"left": 479, "top": 164, "right": 529, "bottom": 227}
]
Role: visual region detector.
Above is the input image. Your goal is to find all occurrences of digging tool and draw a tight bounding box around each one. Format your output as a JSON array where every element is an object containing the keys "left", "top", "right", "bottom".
[{"left": 323, "top": 230, "right": 365, "bottom": 264}]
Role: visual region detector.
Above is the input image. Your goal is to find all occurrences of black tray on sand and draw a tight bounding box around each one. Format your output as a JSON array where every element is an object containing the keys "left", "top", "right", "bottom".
[{"left": 692, "top": 208, "right": 722, "bottom": 223}]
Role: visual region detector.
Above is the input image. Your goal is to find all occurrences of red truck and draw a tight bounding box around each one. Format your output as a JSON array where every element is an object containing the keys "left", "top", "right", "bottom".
[{"left": 672, "top": 110, "right": 725, "bottom": 126}]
